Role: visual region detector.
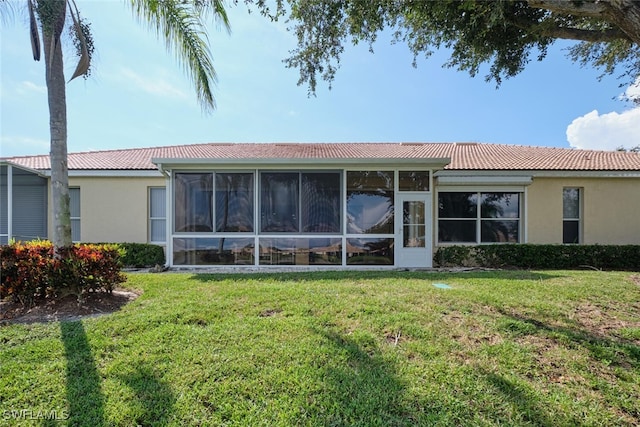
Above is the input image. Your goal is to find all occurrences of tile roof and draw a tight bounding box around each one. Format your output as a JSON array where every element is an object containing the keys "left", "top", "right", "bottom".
[{"left": 5, "top": 142, "right": 640, "bottom": 171}]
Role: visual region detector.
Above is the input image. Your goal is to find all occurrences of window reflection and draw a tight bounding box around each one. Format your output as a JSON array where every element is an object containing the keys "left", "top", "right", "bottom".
[
  {"left": 438, "top": 192, "right": 477, "bottom": 218},
  {"left": 175, "top": 173, "right": 213, "bottom": 232},
  {"left": 216, "top": 173, "right": 254, "bottom": 232},
  {"left": 346, "top": 171, "right": 394, "bottom": 234},
  {"left": 301, "top": 173, "right": 341, "bottom": 232},
  {"left": 399, "top": 171, "right": 429, "bottom": 192},
  {"left": 173, "top": 238, "right": 254, "bottom": 265},
  {"left": 438, "top": 191, "right": 522, "bottom": 244},
  {"left": 481, "top": 220, "right": 519, "bottom": 242},
  {"left": 346, "top": 238, "right": 394, "bottom": 265},
  {"left": 259, "top": 238, "right": 342, "bottom": 265},
  {"left": 480, "top": 193, "right": 519, "bottom": 218},
  {"left": 261, "top": 173, "right": 299, "bottom": 232}
]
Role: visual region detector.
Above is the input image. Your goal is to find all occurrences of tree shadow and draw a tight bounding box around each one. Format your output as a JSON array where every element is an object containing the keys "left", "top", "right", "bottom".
[
  {"left": 116, "top": 363, "right": 176, "bottom": 426},
  {"left": 498, "top": 309, "right": 640, "bottom": 369},
  {"left": 59, "top": 320, "right": 105, "bottom": 427},
  {"left": 478, "top": 369, "right": 579, "bottom": 427},
  {"left": 303, "top": 326, "right": 433, "bottom": 425},
  {"left": 188, "top": 269, "right": 563, "bottom": 284}
]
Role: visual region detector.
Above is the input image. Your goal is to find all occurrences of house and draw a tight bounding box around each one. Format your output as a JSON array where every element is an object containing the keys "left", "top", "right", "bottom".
[{"left": 2, "top": 142, "right": 640, "bottom": 268}]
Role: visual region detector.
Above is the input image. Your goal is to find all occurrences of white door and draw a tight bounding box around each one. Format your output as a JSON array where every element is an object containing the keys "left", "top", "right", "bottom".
[{"left": 397, "top": 195, "right": 432, "bottom": 268}]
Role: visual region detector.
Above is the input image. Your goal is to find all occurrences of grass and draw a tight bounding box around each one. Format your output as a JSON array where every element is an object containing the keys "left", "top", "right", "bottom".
[{"left": 1, "top": 270, "right": 639, "bottom": 426}]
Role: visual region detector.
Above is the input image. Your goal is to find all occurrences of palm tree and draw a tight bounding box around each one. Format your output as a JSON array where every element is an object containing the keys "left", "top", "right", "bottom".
[{"left": 10, "top": 0, "right": 229, "bottom": 248}]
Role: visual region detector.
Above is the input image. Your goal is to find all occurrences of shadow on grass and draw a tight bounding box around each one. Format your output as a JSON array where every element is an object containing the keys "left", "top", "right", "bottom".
[
  {"left": 59, "top": 321, "right": 105, "bottom": 427},
  {"left": 304, "top": 327, "right": 426, "bottom": 426},
  {"left": 479, "top": 369, "right": 579, "bottom": 427},
  {"left": 117, "top": 363, "right": 176, "bottom": 426},
  {"left": 499, "top": 309, "right": 640, "bottom": 369},
  {"left": 188, "top": 269, "right": 563, "bottom": 284}
]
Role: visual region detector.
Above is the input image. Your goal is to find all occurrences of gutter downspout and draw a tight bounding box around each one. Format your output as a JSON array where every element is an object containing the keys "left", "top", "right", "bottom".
[{"left": 7, "top": 165, "right": 12, "bottom": 242}]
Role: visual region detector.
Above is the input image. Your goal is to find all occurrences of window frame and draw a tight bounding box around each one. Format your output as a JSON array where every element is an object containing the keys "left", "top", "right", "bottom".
[
  {"left": 437, "top": 190, "right": 522, "bottom": 244},
  {"left": 148, "top": 186, "right": 166, "bottom": 244},
  {"left": 69, "top": 187, "right": 81, "bottom": 243},
  {"left": 173, "top": 171, "right": 255, "bottom": 236},
  {"left": 259, "top": 170, "right": 343, "bottom": 235},
  {"left": 562, "top": 187, "right": 582, "bottom": 244}
]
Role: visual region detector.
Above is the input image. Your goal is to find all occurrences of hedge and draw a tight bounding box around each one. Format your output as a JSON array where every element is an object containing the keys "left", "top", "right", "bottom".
[
  {"left": 116, "top": 243, "right": 165, "bottom": 268},
  {"left": 0, "top": 241, "right": 126, "bottom": 306},
  {"left": 434, "top": 244, "right": 640, "bottom": 271}
]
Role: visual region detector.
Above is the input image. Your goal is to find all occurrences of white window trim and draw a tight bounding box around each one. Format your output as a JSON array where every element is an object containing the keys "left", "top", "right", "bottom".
[
  {"left": 436, "top": 189, "right": 523, "bottom": 245},
  {"left": 149, "top": 187, "right": 167, "bottom": 244},
  {"left": 562, "top": 187, "right": 582, "bottom": 244}
]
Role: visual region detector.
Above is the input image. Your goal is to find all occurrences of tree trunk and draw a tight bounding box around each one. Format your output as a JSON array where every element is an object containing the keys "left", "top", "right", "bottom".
[{"left": 42, "top": 4, "right": 72, "bottom": 249}]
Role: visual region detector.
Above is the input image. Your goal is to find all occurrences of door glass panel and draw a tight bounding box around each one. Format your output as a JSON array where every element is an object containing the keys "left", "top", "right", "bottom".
[{"left": 403, "top": 201, "right": 426, "bottom": 247}]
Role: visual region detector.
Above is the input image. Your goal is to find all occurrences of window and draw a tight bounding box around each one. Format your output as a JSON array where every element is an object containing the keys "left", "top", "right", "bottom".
[
  {"left": 216, "top": 173, "right": 254, "bottom": 232},
  {"left": 346, "top": 238, "right": 394, "bottom": 265},
  {"left": 260, "top": 171, "right": 341, "bottom": 233},
  {"left": 438, "top": 192, "right": 520, "bottom": 243},
  {"left": 173, "top": 237, "right": 254, "bottom": 265},
  {"left": 69, "top": 187, "right": 81, "bottom": 242},
  {"left": 149, "top": 187, "right": 166, "bottom": 243},
  {"left": 175, "top": 173, "right": 213, "bottom": 232},
  {"left": 174, "top": 172, "right": 254, "bottom": 233},
  {"left": 399, "top": 171, "right": 430, "bottom": 192},
  {"left": 346, "top": 171, "right": 394, "bottom": 234},
  {"left": 563, "top": 188, "right": 581, "bottom": 244},
  {"left": 259, "top": 237, "right": 342, "bottom": 265}
]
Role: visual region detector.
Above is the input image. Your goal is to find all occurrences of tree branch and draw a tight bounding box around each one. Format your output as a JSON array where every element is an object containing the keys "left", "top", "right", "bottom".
[
  {"left": 538, "top": 25, "right": 629, "bottom": 42},
  {"left": 526, "top": 0, "right": 608, "bottom": 19}
]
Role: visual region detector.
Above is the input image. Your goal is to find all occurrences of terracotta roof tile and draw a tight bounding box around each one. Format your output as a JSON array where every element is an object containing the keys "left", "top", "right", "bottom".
[{"left": 4, "top": 142, "right": 640, "bottom": 171}]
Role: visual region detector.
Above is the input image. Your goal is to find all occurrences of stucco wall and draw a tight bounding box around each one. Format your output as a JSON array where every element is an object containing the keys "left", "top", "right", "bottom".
[
  {"left": 48, "top": 176, "right": 165, "bottom": 243},
  {"left": 527, "top": 176, "right": 640, "bottom": 244}
]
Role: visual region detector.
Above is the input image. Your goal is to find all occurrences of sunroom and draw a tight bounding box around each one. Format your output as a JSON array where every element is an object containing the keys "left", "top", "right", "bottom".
[{"left": 154, "top": 157, "right": 449, "bottom": 268}]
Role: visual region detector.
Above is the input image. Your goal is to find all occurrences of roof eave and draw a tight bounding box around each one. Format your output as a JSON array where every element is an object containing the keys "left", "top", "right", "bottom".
[
  {"left": 0, "top": 160, "right": 48, "bottom": 177},
  {"left": 152, "top": 157, "right": 452, "bottom": 169}
]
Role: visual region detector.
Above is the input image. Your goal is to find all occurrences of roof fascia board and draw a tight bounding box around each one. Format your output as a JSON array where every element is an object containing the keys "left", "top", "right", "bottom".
[
  {"left": 530, "top": 170, "right": 640, "bottom": 178},
  {"left": 437, "top": 170, "right": 640, "bottom": 178},
  {"left": 152, "top": 157, "right": 451, "bottom": 169},
  {"left": 0, "top": 161, "right": 47, "bottom": 177},
  {"left": 66, "top": 170, "right": 163, "bottom": 177},
  {"left": 437, "top": 175, "right": 533, "bottom": 186}
]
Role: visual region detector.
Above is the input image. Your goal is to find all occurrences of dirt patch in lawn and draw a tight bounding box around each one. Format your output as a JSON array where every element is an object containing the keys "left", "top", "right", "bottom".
[{"left": 0, "top": 289, "right": 140, "bottom": 324}]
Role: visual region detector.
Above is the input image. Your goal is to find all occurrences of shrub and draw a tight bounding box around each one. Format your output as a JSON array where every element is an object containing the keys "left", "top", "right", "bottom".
[
  {"left": 0, "top": 241, "right": 127, "bottom": 306},
  {"left": 117, "top": 243, "right": 165, "bottom": 268},
  {"left": 434, "top": 244, "right": 640, "bottom": 271}
]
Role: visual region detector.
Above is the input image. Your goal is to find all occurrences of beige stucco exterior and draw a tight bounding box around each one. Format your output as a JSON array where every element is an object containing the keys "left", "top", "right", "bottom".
[
  {"left": 39, "top": 172, "right": 640, "bottom": 249},
  {"left": 527, "top": 176, "right": 640, "bottom": 244},
  {"left": 47, "top": 175, "right": 165, "bottom": 244}
]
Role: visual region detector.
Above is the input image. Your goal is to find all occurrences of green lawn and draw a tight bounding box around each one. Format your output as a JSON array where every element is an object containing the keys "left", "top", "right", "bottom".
[{"left": 1, "top": 270, "right": 639, "bottom": 426}]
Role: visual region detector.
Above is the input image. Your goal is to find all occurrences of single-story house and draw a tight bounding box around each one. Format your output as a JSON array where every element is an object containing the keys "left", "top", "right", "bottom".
[{"left": 2, "top": 142, "right": 640, "bottom": 268}]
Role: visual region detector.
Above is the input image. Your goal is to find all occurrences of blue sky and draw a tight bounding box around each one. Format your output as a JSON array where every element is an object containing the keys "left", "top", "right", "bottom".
[{"left": 1, "top": 1, "right": 639, "bottom": 158}]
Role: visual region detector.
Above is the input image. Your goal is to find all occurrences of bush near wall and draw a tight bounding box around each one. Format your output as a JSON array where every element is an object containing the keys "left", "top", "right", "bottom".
[
  {"left": 116, "top": 243, "right": 165, "bottom": 268},
  {"left": 434, "top": 244, "right": 640, "bottom": 271},
  {"left": 0, "top": 241, "right": 126, "bottom": 306}
]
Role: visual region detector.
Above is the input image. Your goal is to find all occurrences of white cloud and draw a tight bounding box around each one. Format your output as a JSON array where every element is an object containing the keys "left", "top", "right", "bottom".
[
  {"left": 20, "top": 81, "right": 47, "bottom": 94},
  {"left": 116, "top": 67, "right": 189, "bottom": 100},
  {"left": 567, "top": 79, "right": 640, "bottom": 151},
  {"left": 567, "top": 108, "right": 640, "bottom": 150}
]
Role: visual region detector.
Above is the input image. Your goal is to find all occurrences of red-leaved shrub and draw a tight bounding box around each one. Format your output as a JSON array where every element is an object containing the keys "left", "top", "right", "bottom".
[{"left": 0, "top": 241, "right": 126, "bottom": 306}]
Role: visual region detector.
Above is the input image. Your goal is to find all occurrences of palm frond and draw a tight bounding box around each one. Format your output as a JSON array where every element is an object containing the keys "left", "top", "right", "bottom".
[
  {"left": 130, "top": 0, "right": 230, "bottom": 112},
  {"left": 67, "top": 0, "right": 90, "bottom": 81},
  {"left": 28, "top": 0, "right": 41, "bottom": 61}
]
